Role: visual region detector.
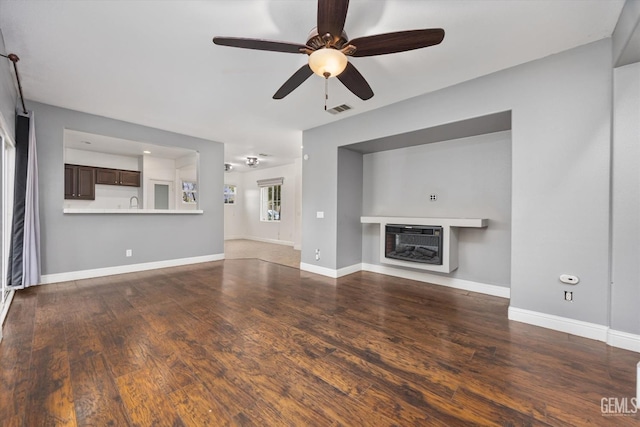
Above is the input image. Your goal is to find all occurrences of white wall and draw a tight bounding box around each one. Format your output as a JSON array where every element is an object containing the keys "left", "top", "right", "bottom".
[
  {"left": 64, "top": 147, "right": 140, "bottom": 170},
  {"left": 224, "top": 163, "right": 300, "bottom": 246},
  {"left": 361, "top": 131, "right": 512, "bottom": 287}
]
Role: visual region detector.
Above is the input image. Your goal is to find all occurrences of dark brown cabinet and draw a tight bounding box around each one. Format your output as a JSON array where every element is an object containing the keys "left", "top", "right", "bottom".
[
  {"left": 64, "top": 164, "right": 96, "bottom": 200},
  {"left": 96, "top": 168, "right": 141, "bottom": 187}
]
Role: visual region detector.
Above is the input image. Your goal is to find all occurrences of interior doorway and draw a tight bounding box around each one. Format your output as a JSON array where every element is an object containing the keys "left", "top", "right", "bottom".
[{"left": 146, "top": 179, "right": 174, "bottom": 210}]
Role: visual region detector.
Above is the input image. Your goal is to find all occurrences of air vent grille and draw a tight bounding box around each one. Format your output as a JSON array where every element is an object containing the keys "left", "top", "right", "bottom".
[{"left": 326, "top": 104, "right": 352, "bottom": 115}]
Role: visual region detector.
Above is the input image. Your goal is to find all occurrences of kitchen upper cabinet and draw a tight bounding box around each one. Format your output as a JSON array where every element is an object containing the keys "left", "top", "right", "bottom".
[
  {"left": 96, "top": 168, "right": 141, "bottom": 187},
  {"left": 65, "top": 164, "right": 95, "bottom": 200},
  {"left": 119, "top": 170, "right": 141, "bottom": 187}
]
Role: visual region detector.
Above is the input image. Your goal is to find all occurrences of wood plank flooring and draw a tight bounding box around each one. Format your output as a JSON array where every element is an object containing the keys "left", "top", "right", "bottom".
[{"left": 1, "top": 259, "right": 638, "bottom": 426}]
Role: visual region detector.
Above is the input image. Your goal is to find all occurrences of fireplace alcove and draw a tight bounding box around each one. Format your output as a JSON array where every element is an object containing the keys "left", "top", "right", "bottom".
[{"left": 335, "top": 110, "right": 511, "bottom": 281}]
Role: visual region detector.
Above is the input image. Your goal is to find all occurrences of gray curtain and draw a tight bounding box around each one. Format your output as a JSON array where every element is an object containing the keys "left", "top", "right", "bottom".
[{"left": 7, "top": 111, "right": 40, "bottom": 288}]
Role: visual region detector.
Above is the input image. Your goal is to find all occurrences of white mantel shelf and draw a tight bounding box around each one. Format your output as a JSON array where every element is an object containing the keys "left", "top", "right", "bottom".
[
  {"left": 361, "top": 216, "right": 488, "bottom": 228},
  {"left": 64, "top": 208, "right": 203, "bottom": 214},
  {"left": 361, "top": 216, "right": 488, "bottom": 273}
]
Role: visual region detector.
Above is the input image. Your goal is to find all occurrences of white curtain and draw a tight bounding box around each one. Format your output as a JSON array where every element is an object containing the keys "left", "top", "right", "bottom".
[{"left": 22, "top": 112, "right": 40, "bottom": 287}]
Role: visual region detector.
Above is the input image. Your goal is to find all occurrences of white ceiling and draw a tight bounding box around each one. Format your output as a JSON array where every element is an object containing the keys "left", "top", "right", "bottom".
[{"left": 0, "top": 0, "right": 625, "bottom": 171}]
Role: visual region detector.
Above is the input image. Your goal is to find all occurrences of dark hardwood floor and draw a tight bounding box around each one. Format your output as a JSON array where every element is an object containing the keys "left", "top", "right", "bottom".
[{"left": 1, "top": 259, "right": 638, "bottom": 426}]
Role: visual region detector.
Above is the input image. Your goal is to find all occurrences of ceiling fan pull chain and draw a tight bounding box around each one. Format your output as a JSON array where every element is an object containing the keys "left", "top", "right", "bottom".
[{"left": 324, "top": 72, "right": 330, "bottom": 110}]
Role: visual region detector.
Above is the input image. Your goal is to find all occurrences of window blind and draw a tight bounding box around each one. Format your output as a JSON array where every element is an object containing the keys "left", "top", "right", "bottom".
[{"left": 257, "top": 177, "right": 284, "bottom": 187}]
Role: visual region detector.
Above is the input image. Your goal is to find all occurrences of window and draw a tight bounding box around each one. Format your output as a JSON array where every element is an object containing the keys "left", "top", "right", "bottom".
[
  {"left": 223, "top": 184, "right": 236, "bottom": 204},
  {"left": 257, "top": 177, "right": 284, "bottom": 222},
  {"left": 182, "top": 181, "right": 197, "bottom": 204},
  {"left": 260, "top": 185, "right": 281, "bottom": 221}
]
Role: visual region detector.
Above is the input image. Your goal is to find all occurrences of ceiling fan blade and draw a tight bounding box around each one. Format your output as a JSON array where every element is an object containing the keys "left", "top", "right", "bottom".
[
  {"left": 273, "top": 65, "right": 314, "bottom": 99},
  {"left": 317, "top": 0, "right": 349, "bottom": 39},
  {"left": 337, "top": 62, "right": 373, "bottom": 100},
  {"left": 213, "top": 37, "right": 308, "bottom": 54},
  {"left": 349, "top": 28, "right": 445, "bottom": 57}
]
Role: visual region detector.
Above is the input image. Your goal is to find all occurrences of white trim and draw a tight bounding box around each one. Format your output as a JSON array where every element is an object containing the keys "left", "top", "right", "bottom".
[
  {"left": 226, "top": 236, "right": 294, "bottom": 247},
  {"left": 607, "top": 329, "right": 640, "bottom": 353},
  {"left": 39, "top": 254, "right": 224, "bottom": 285},
  {"left": 300, "top": 262, "right": 340, "bottom": 278},
  {"left": 63, "top": 208, "right": 203, "bottom": 214},
  {"left": 0, "top": 289, "right": 16, "bottom": 343},
  {"left": 509, "top": 307, "right": 640, "bottom": 353},
  {"left": 299, "top": 261, "right": 510, "bottom": 297},
  {"left": 361, "top": 216, "right": 488, "bottom": 228},
  {"left": 508, "top": 306, "right": 608, "bottom": 342},
  {"left": 1, "top": 289, "right": 15, "bottom": 325},
  {"left": 336, "top": 263, "right": 363, "bottom": 277},
  {"left": 362, "top": 263, "right": 510, "bottom": 298},
  {"left": 299, "top": 262, "right": 361, "bottom": 279}
]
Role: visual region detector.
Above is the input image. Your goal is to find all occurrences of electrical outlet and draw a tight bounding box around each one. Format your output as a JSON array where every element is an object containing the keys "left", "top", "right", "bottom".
[
  {"left": 315, "top": 249, "right": 320, "bottom": 261},
  {"left": 564, "top": 291, "right": 573, "bottom": 301},
  {"left": 126, "top": 249, "right": 132, "bottom": 257},
  {"left": 429, "top": 194, "right": 438, "bottom": 201}
]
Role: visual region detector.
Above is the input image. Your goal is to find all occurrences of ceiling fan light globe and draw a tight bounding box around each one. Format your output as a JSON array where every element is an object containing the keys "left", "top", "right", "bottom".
[{"left": 308, "top": 48, "right": 348, "bottom": 78}]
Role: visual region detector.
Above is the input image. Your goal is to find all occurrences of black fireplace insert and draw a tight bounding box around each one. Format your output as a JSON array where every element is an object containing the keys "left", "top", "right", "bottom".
[{"left": 385, "top": 224, "right": 443, "bottom": 265}]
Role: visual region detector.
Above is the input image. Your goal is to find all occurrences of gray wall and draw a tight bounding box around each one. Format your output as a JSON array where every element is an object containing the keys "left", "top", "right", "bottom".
[
  {"left": 30, "top": 101, "right": 224, "bottom": 276},
  {"left": 336, "top": 147, "right": 363, "bottom": 270},
  {"left": 303, "top": 39, "right": 613, "bottom": 327},
  {"left": 361, "top": 131, "right": 512, "bottom": 287},
  {"left": 611, "top": 62, "right": 640, "bottom": 335}
]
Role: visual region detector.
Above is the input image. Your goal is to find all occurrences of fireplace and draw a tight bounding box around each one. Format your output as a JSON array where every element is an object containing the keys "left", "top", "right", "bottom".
[{"left": 385, "top": 224, "right": 443, "bottom": 265}]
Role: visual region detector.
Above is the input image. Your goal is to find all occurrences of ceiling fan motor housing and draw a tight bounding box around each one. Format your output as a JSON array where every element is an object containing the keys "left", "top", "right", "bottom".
[{"left": 306, "top": 27, "right": 348, "bottom": 50}]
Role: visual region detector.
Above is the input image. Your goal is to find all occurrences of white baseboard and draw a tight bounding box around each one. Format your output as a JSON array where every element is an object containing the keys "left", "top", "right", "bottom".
[
  {"left": 40, "top": 254, "right": 225, "bottom": 285},
  {"left": 508, "top": 306, "right": 608, "bottom": 341},
  {"left": 299, "top": 262, "right": 361, "bottom": 279},
  {"left": 225, "top": 236, "right": 294, "bottom": 247},
  {"left": 337, "top": 263, "right": 363, "bottom": 277},
  {"left": 299, "top": 261, "right": 510, "bottom": 298},
  {"left": 509, "top": 307, "right": 640, "bottom": 353},
  {"left": 607, "top": 329, "right": 640, "bottom": 353},
  {"left": 224, "top": 235, "right": 245, "bottom": 241},
  {"left": 362, "top": 263, "right": 510, "bottom": 298}
]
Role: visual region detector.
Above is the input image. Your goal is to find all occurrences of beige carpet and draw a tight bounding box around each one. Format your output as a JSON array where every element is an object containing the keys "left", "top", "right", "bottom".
[{"left": 224, "top": 239, "right": 300, "bottom": 269}]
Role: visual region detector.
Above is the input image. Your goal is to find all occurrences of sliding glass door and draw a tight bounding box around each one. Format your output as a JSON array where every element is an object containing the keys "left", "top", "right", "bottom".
[{"left": 1, "top": 133, "right": 15, "bottom": 313}]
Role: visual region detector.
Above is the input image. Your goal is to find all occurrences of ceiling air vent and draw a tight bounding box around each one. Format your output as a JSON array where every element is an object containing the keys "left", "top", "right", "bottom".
[{"left": 326, "top": 104, "right": 352, "bottom": 115}]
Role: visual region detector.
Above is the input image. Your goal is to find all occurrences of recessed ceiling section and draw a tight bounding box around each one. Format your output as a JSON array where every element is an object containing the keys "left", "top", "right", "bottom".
[{"left": 344, "top": 111, "right": 512, "bottom": 154}]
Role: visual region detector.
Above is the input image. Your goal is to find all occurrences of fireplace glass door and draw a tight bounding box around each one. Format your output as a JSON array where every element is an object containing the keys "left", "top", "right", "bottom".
[{"left": 385, "top": 224, "right": 443, "bottom": 265}]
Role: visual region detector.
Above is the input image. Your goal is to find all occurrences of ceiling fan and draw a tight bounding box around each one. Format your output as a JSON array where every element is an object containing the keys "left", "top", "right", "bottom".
[{"left": 212, "top": 0, "right": 444, "bottom": 101}]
